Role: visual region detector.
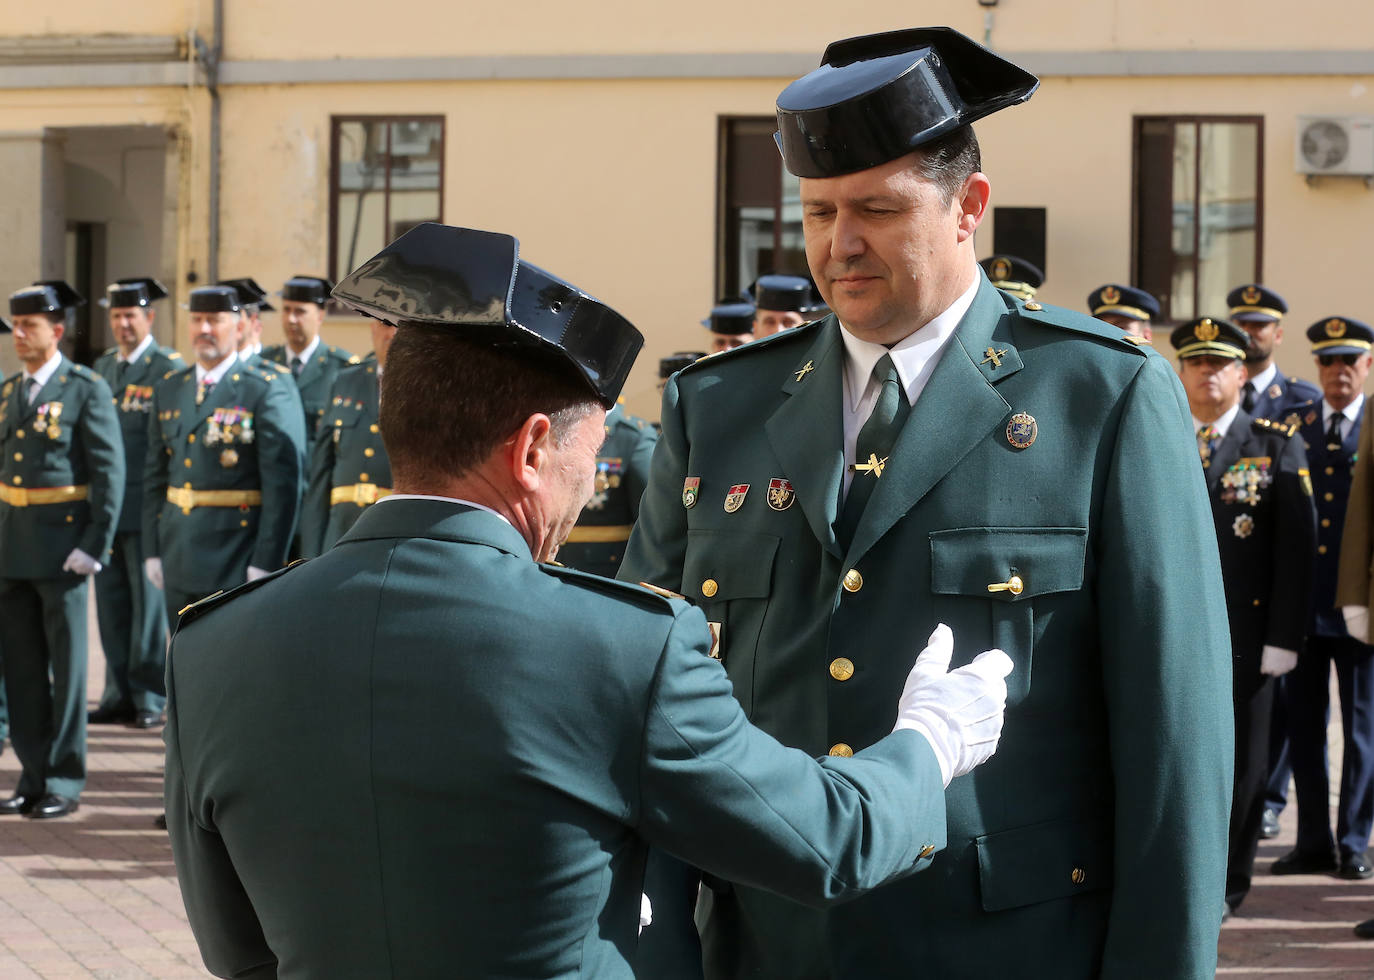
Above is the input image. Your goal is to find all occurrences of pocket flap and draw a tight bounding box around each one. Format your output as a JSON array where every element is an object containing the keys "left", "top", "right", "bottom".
[
  {"left": 975, "top": 816, "right": 1112, "bottom": 912},
  {"left": 682, "top": 529, "right": 779, "bottom": 602},
  {"left": 930, "top": 526, "right": 1087, "bottom": 602}
]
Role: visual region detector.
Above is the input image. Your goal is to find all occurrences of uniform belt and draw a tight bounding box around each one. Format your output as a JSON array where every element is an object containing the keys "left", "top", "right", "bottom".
[
  {"left": 331, "top": 483, "right": 392, "bottom": 507},
  {"left": 0, "top": 483, "right": 88, "bottom": 507},
  {"left": 166, "top": 487, "right": 263, "bottom": 514},
  {"left": 565, "top": 524, "right": 633, "bottom": 543}
]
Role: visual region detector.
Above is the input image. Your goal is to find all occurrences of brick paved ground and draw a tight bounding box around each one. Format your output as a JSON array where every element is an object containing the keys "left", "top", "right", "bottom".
[{"left": 0, "top": 592, "right": 1371, "bottom": 977}]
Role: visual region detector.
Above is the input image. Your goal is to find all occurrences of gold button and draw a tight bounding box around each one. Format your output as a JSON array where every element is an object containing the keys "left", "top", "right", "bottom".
[
  {"left": 1326, "top": 467, "right": 1335, "bottom": 476},
  {"left": 359, "top": 472, "right": 369, "bottom": 481},
  {"left": 843, "top": 569, "right": 863, "bottom": 592},
  {"left": 240, "top": 519, "right": 248, "bottom": 527},
  {"left": 1253, "top": 598, "right": 1261, "bottom": 607},
  {"left": 919, "top": 844, "right": 935, "bottom": 859},
  {"left": 184, "top": 459, "right": 193, "bottom": 468},
  {"left": 701, "top": 578, "right": 718, "bottom": 598},
  {"left": 370, "top": 423, "right": 379, "bottom": 433},
  {"left": 364, "top": 448, "right": 375, "bottom": 457},
  {"left": 829, "top": 657, "right": 855, "bottom": 681},
  {"left": 66, "top": 514, "right": 74, "bottom": 523},
  {"left": 1071, "top": 868, "right": 1086, "bottom": 885},
  {"left": 16, "top": 430, "right": 24, "bottom": 439},
  {"left": 829, "top": 743, "right": 854, "bottom": 757},
  {"left": 188, "top": 433, "right": 196, "bottom": 443},
  {"left": 988, "top": 574, "right": 1024, "bottom": 596},
  {"left": 1326, "top": 492, "right": 1335, "bottom": 502},
  {"left": 1319, "top": 545, "right": 1328, "bottom": 555},
  {"left": 1024, "top": 301, "right": 1043, "bottom": 311},
  {"left": 12, "top": 476, "right": 21, "bottom": 485},
  {"left": 335, "top": 419, "right": 343, "bottom": 427},
  {"left": 1322, "top": 518, "right": 1331, "bottom": 528},
  {"left": 11, "top": 453, "right": 19, "bottom": 462}
]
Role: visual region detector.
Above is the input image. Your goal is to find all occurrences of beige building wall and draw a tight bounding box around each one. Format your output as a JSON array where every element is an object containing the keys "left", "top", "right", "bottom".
[{"left": 1, "top": 1, "right": 1372, "bottom": 411}]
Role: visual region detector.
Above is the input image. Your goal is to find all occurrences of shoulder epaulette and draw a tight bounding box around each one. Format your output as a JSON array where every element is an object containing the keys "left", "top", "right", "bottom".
[
  {"left": 98, "top": 346, "right": 118, "bottom": 359},
  {"left": 163, "top": 348, "right": 183, "bottom": 361},
  {"left": 176, "top": 559, "right": 308, "bottom": 628},
  {"left": 679, "top": 318, "right": 825, "bottom": 376},
  {"left": 1252, "top": 415, "right": 1298, "bottom": 438},
  {"left": 1012, "top": 299, "right": 1152, "bottom": 357},
  {"left": 68, "top": 363, "right": 99, "bottom": 382},
  {"left": 538, "top": 562, "right": 683, "bottom": 611}
]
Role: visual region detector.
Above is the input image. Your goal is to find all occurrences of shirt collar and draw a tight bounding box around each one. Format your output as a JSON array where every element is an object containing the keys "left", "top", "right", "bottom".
[
  {"left": 122, "top": 334, "right": 155, "bottom": 364},
  {"left": 23, "top": 350, "right": 63, "bottom": 390},
  {"left": 1247, "top": 362, "right": 1277, "bottom": 394},
  {"left": 1195, "top": 402, "right": 1241, "bottom": 439},
  {"left": 374, "top": 493, "right": 512, "bottom": 527},
  {"left": 1324, "top": 394, "right": 1364, "bottom": 425},
  {"left": 195, "top": 350, "right": 238, "bottom": 386},
  {"left": 289, "top": 335, "right": 321, "bottom": 367},
  {"left": 839, "top": 277, "right": 979, "bottom": 412}
]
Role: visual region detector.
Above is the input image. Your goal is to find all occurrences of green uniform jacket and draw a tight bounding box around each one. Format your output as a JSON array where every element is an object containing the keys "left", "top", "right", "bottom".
[
  {"left": 164, "top": 499, "right": 948, "bottom": 979},
  {"left": 261, "top": 342, "right": 356, "bottom": 448},
  {"left": 94, "top": 343, "right": 183, "bottom": 533},
  {"left": 621, "top": 279, "right": 1235, "bottom": 979},
  {"left": 142, "top": 358, "right": 306, "bottom": 595},
  {"left": 0, "top": 358, "right": 124, "bottom": 578},
  {"left": 558, "top": 401, "right": 658, "bottom": 577},
  {"left": 299, "top": 355, "right": 389, "bottom": 558}
]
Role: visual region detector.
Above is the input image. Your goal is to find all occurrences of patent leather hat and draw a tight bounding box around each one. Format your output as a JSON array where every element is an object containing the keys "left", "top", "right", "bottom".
[
  {"left": 9, "top": 280, "right": 86, "bottom": 317},
  {"left": 100, "top": 277, "right": 168, "bottom": 309}
]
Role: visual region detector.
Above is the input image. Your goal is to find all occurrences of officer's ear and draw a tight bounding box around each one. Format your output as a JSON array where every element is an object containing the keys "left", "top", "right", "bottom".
[{"left": 508, "top": 413, "right": 555, "bottom": 492}]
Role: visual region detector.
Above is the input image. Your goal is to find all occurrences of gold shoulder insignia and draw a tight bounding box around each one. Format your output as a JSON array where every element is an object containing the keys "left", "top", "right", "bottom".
[
  {"left": 1298, "top": 467, "right": 1313, "bottom": 496},
  {"left": 1120, "top": 335, "right": 1151, "bottom": 346},
  {"left": 347, "top": 355, "right": 362, "bottom": 364},
  {"left": 638, "top": 581, "right": 686, "bottom": 601}
]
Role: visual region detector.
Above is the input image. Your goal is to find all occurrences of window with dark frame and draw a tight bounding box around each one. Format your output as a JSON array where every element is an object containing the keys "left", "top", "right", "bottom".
[
  {"left": 329, "top": 116, "right": 445, "bottom": 293},
  {"left": 1132, "top": 115, "right": 1263, "bottom": 324},
  {"left": 716, "top": 117, "right": 807, "bottom": 302}
]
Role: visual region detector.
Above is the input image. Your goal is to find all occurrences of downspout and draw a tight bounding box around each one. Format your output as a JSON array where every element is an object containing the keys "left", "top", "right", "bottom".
[{"left": 193, "top": 0, "right": 223, "bottom": 282}]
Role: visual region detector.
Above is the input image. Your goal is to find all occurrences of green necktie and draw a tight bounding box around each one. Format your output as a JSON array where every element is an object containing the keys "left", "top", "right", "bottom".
[{"left": 837, "top": 353, "right": 910, "bottom": 548}]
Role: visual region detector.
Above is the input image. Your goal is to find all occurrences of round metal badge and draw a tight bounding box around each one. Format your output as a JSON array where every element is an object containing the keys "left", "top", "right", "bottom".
[{"left": 1006, "top": 412, "right": 1037, "bottom": 450}]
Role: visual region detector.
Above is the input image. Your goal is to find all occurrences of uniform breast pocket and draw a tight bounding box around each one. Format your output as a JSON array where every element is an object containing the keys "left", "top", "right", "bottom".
[
  {"left": 681, "top": 529, "right": 778, "bottom": 709},
  {"left": 929, "top": 526, "right": 1087, "bottom": 703}
]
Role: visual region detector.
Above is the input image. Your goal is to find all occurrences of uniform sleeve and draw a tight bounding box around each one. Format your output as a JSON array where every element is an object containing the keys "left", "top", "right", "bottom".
[
  {"left": 625, "top": 419, "right": 660, "bottom": 521},
  {"left": 77, "top": 375, "right": 126, "bottom": 562},
  {"left": 250, "top": 378, "right": 307, "bottom": 572},
  {"left": 638, "top": 606, "right": 946, "bottom": 907},
  {"left": 618, "top": 376, "right": 688, "bottom": 591},
  {"left": 1266, "top": 434, "right": 1317, "bottom": 651},
  {"left": 1337, "top": 414, "right": 1374, "bottom": 608},
  {"left": 1094, "top": 354, "right": 1234, "bottom": 976},
  {"left": 164, "top": 637, "right": 279, "bottom": 979},
  {"left": 299, "top": 402, "right": 337, "bottom": 560},
  {"left": 142, "top": 388, "right": 170, "bottom": 558}
]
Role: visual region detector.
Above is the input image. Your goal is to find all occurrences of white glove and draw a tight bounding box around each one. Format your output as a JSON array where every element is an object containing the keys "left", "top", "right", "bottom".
[
  {"left": 893, "top": 624, "right": 1013, "bottom": 787},
  {"left": 1260, "top": 645, "right": 1299, "bottom": 677},
  {"left": 1344, "top": 606, "right": 1370, "bottom": 644},
  {"left": 639, "top": 894, "right": 652, "bottom": 934},
  {"left": 144, "top": 557, "right": 164, "bottom": 591},
  {"left": 61, "top": 548, "right": 101, "bottom": 576},
  {"left": 246, "top": 565, "right": 270, "bottom": 582}
]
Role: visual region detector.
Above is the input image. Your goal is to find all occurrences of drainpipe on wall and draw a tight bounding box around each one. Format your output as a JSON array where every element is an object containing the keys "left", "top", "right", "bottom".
[{"left": 192, "top": 0, "right": 223, "bottom": 282}]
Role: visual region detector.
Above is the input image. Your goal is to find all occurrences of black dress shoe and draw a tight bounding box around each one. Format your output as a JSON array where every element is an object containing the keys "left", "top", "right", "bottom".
[
  {"left": 1340, "top": 851, "right": 1374, "bottom": 880},
  {"left": 131, "top": 710, "right": 165, "bottom": 729},
  {"left": 1356, "top": 918, "right": 1374, "bottom": 939},
  {"left": 0, "top": 793, "right": 35, "bottom": 815},
  {"left": 1271, "top": 848, "right": 1339, "bottom": 875},
  {"left": 1261, "top": 807, "right": 1281, "bottom": 839},
  {"left": 26, "top": 794, "right": 78, "bottom": 819},
  {"left": 88, "top": 703, "right": 136, "bottom": 725}
]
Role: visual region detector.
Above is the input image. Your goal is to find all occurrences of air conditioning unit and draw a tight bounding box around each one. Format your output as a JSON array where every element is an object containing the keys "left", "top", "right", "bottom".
[{"left": 1296, "top": 115, "right": 1374, "bottom": 176}]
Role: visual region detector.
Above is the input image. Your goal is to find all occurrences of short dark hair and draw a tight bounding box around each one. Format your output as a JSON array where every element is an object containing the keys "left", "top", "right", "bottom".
[
  {"left": 380, "top": 325, "right": 599, "bottom": 487},
  {"left": 913, "top": 125, "right": 982, "bottom": 204}
]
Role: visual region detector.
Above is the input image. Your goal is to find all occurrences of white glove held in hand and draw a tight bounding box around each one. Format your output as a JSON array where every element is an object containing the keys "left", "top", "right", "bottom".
[
  {"left": 246, "top": 565, "right": 270, "bottom": 582},
  {"left": 639, "top": 894, "right": 652, "bottom": 934},
  {"left": 893, "top": 624, "right": 1013, "bottom": 787},
  {"left": 1259, "top": 645, "right": 1298, "bottom": 677},
  {"left": 62, "top": 548, "right": 101, "bottom": 576},
  {"left": 1344, "top": 606, "right": 1369, "bottom": 644},
  {"left": 144, "top": 557, "right": 164, "bottom": 591}
]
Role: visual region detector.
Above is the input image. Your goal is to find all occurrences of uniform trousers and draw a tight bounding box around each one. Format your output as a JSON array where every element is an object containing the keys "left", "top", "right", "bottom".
[
  {"left": 1265, "top": 677, "right": 1293, "bottom": 814},
  {"left": 0, "top": 577, "right": 89, "bottom": 800},
  {"left": 94, "top": 530, "right": 168, "bottom": 714},
  {"left": 1228, "top": 671, "right": 1275, "bottom": 909},
  {"left": 1287, "top": 634, "right": 1374, "bottom": 857}
]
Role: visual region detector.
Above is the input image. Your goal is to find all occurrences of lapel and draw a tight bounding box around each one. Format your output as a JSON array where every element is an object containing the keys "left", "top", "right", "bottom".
[
  {"left": 1206, "top": 410, "right": 1251, "bottom": 493},
  {"left": 846, "top": 279, "right": 1018, "bottom": 561},
  {"left": 296, "top": 347, "right": 323, "bottom": 392},
  {"left": 21, "top": 355, "right": 70, "bottom": 423},
  {"left": 338, "top": 497, "right": 533, "bottom": 560},
  {"left": 763, "top": 320, "right": 847, "bottom": 558}
]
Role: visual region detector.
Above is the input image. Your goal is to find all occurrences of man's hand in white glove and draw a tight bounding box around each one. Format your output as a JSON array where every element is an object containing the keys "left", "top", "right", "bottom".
[
  {"left": 246, "top": 565, "right": 270, "bottom": 582},
  {"left": 893, "top": 623, "right": 1013, "bottom": 787},
  {"left": 61, "top": 548, "right": 101, "bottom": 576},
  {"left": 1259, "top": 645, "right": 1298, "bottom": 677},
  {"left": 1344, "top": 606, "right": 1369, "bottom": 644},
  {"left": 144, "top": 557, "right": 164, "bottom": 590}
]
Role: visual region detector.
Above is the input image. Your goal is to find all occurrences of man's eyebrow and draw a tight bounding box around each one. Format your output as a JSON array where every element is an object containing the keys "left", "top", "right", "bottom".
[{"left": 800, "top": 194, "right": 904, "bottom": 208}]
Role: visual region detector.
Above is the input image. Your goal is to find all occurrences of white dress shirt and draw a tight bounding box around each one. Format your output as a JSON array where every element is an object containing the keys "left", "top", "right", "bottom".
[
  {"left": 121, "top": 333, "right": 155, "bottom": 364},
  {"left": 195, "top": 351, "right": 239, "bottom": 387},
  {"left": 22, "top": 350, "right": 63, "bottom": 403}
]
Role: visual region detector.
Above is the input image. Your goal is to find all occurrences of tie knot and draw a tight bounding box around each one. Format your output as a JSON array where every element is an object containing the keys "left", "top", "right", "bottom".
[{"left": 872, "top": 353, "right": 900, "bottom": 387}]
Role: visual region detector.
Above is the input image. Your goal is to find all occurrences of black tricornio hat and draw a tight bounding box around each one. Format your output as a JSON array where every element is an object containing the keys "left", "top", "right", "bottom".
[
  {"left": 9, "top": 280, "right": 86, "bottom": 317},
  {"left": 980, "top": 255, "right": 1044, "bottom": 301},
  {"left": 703, "top": 300, "right": 756, "bottom": 336},
  {"left": 1088, "top": 284, "right": 1160, "bottom": 322},
  {"left": 1227, "top": 284, "right": 1288, "bottom": 323},
  {"left": 186, "top": 285, "right": 242, "bottom": 314},
  {"left": 280, "top": 276, "right": 335, "bottom": 306},
  {"left": 219, "top": 278, "right": 276, "bottom": 312},
  {"left": 660, "top": 352, "right": 703, "bottom": 379},
  {"left": 748, "top": 274, "right": 817, "bottom": 313},
  {"left": 775, "top": 26, "right": 1039, "bottom": 178},
  {"left": 1171, "top": 317, "right": 1250, "bottom": 361},
  {"left": 100, "top": 277, "right": 168, "bottom": 309},
  {"left": 1307, "top": 316, "right": 1374, "bottom": 356},
  {"left": 332, "top": 223, "right": 643, "bottom": 409}
]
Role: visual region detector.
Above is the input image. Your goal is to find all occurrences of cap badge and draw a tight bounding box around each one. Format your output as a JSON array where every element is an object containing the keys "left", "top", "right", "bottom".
[
  {"left": 682, "top": 476, "right": 700, "bottom": 509},
  {"left": 1006, "top": 412, "right": 1038, "bottom": 450},
  {"left": 1326, "top": 318, "right": 1347, "bottom": 338},
  {"left": 723, "top": 484, "right": 750, "bottom": 513},
  {"left": 1195, "top": 318, "right": 1219, "bottom": 342},
  {"left": 767, "top": 478, "right": 796, "bottom": 512},
  {"left": 991, "top": 258, "right": 1012, "bottom": 281},
  {"left": 1232, "top": 513, "right": 1254, "bottom": 539},
  {"left": 1242, "top": 286, "right": 1262, "bottom": 305},
  {"left": 1101, "top": 286, "right": 1121, "bottom": 304}
]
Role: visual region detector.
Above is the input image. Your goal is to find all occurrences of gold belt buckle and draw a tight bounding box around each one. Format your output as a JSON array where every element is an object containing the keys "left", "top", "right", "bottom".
[
  {"left": 168, "top": 486, "right": 195, "bottom": 514},
  {"left": 4, "top": 485, "right": 29, "bottom": 507}
]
